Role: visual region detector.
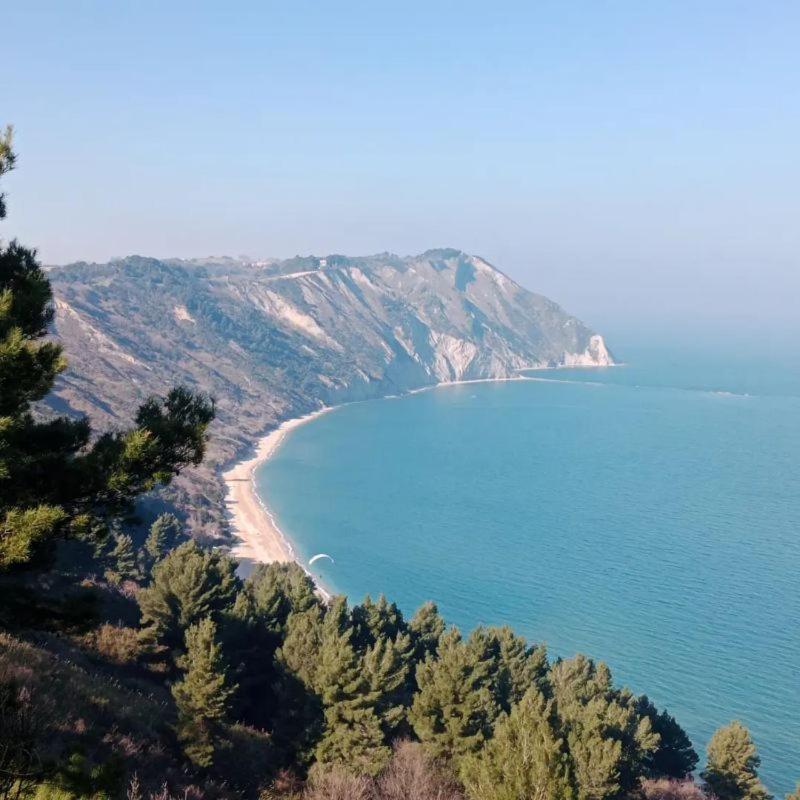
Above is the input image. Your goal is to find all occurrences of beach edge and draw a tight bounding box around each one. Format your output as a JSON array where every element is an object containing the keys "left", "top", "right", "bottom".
[
  {"left": 221, "top": 366, "right": 620, "bottom": 575},
  {"left": 222, "top": 406, "right": 334, "bottom": 568}
]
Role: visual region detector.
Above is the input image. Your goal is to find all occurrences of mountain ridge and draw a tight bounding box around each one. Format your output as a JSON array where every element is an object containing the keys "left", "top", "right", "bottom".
[{"left": 46, "top": 249, "right": 614, "bottom": 538}]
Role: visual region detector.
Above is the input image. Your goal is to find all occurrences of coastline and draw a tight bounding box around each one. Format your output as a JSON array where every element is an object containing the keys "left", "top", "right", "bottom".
[
  {"left": 221, "top": 379, "right": 529, "bottom": 574},
  {"left": 222, "top": 406, "right": 334, "bottom": 567},
  {"left": 222, "top": 366, "right": 619, "bottom": 577}
]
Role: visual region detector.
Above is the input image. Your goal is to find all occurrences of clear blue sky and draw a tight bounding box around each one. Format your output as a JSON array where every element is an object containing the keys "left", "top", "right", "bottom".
[{"left": 3, "top": 1, "right": 799, "bottom": 331}]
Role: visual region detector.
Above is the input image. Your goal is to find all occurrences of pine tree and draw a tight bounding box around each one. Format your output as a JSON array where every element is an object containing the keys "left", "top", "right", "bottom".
[
  {"left": 469, "top": 625, "right": 549, "bottom": 712},
  {"left": 309, "top": 599, "right": 360, "bottom": 707},
  {"left": 276, "top": 605, "right": 326, "bottom": 689},
  {"left": 315, "top": 703, "right": 390, "bottom": 778},
  {"left": 145, "top": 512, "right": 180, "bottom": 564},
  {"left": 350, "top": 594, "right": 417, "bottom": 737},
  {"left": 637, "top": 695, "right": 698, "bottom": 779},
  {"left": 0, "top": 126, "right": 16, "bottom": 218},
  {"left": 0, "top": 129, "right": 215, "bottom": 571},
  {"left": 272, "top": 606, "right": 327, "bottom": 759},
  {"left": 408, "top": 600, "right": 445, "bottom": 661},
  {"left": 274, "top": 597, "right": 394, "bottom": 775},
  {"left": 702, "top": 722, "right": 770, "bottom": 800},
  {"left": 138, "top": 541, "right": 239, "bottom": 656},
  {"left": 219, "top": 585, "right": 287, "bottom": 730},
  {"left": 362, "top": 631, "right": 415, "bottom": 737},
  {"left": 352, "top": 594, "right": 406, "bottom": 650},
  {"left": 245, "top": 561, "right": 319, "bottom": 635},
  {"left": 107, "top": 532, "right": 138, "bottom": 581},
  {"left": 549, "top": 655, "right": 659, "bottom": 800},
  {"left": 461, "top": 687, "right": 575, "bottom": 800},
  {"left": 172, "top": 616, "right": 236, "bottom": 768},
  {"left": 312, "top": 605, "right": 391, "bottom": 775},
  {"left": 409, "top": 627, "right": 499, "bottom": 760}
]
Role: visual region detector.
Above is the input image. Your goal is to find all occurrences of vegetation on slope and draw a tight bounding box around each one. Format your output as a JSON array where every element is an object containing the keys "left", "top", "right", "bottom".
[{"left": 46, "top": 234, "right": 610, "bottom": 539}]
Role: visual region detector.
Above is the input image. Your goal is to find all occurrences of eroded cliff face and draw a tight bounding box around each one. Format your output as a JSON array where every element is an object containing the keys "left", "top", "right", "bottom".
[
  {"left": 47, "top": 249, "right": 614, "bottom": 537},
  {"left": 561, "top": 334, "right": 614, "bottom": 368}
]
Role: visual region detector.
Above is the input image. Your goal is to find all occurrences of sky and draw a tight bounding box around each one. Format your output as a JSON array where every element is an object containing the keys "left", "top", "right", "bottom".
[{"left": 3, "top": 1, "right": 799, "bottom": 333}]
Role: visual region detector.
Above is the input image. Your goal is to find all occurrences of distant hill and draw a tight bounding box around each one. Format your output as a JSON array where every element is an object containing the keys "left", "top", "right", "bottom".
[{"left": 47, "top": 249, "right": 614, "bottom": 538}]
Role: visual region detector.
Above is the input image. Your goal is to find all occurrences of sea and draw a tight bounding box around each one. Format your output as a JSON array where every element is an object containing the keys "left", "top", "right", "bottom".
[{"left": 255, "top": 328, "right": 800, "bottom": 793}]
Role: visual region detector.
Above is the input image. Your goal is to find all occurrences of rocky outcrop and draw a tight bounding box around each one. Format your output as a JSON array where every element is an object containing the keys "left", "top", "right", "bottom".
[
  {"left": 47, "top": 249, "right": 614, "bottom": 537},
  {"left": 561, "top": 334, "right": 614, "bottom": 368}
]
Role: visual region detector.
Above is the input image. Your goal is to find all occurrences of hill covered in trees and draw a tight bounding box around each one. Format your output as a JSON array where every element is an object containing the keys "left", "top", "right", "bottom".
[{"left": 1, "top": 539, "right": 788, "bottom": 800}]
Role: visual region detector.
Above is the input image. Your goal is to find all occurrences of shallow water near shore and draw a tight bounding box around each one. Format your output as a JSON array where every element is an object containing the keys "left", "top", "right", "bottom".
[{"left": 256, "top": 333, "right": 800, "bottom": 793}]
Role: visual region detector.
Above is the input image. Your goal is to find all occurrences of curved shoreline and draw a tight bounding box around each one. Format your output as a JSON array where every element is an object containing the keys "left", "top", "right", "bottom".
[
  {"left": 221, "top": 369, "right": 617, "bottom": 576},
  {"left": 222, "top": 407, "right": 335, "bottom": 566},
  {"left": 221, "top": 380, "right": 529, "bottom": 573}
]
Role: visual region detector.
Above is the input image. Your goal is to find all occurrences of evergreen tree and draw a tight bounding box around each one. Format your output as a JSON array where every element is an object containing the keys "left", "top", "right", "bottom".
[
  {"left": 351, "top": 594, "right": 406, "bottom": 651},
  {"left": 138, "top": 541, "right": 239, "bottom": 656},
  {"left": 637, "top": 695, "right": 698, "bottom": 778},
  {"left": 272, "top": 605, "right": 327, "bottom": 759},
  {"left": 461, "top": 687, "right": 575, "bottom": 800},
  {"left": 315, "top": 702, "right": 390, "bottom": 778},
  {"left": 307, "top": 599, "right": 357, "bottom": 708},
  {"left": 409, "top": 600, "right": 446, "bottom": 661},
  {"left": 0, "top": 126, "right": 15, "bottom": 218},
  {"left": 276, "top": 605, "right": 326, "bottom": 690},
  {"left": 702, "top": 722, "right": 770, "bottom": 800},
  {"left": 469, "top": 625, "right": 549, "bottom": 712},
  {"left": 409, "top": 627, "right": 499, "bottom": 760},
  {"left": 144, "top": 512, "right": 180, "bottom": 564},
  {"left": 0, "top": 129, "right": 215, "bottom": 570},
  {"left": 107, "top": 532, "right": 138, "bottom": 581},
  {"left": 219, "top": 584, "right": 289, "bottom": 729},
  {"left": 245, "top": 561, "right": 319, "bottom": 635},
  {"left": 549, "top": 655, "right": 659, "bottom": 800},
  {"left": 311, "top": 597, "right": 390, "bottom": 773},
  {"left": 172, "top": 616, "right": 236, "bottom": 768},
  {"left": 274, "top": 597, "right": 393, "bottom": 775},
  {"left": 362, "top": 631, "right": 415, "bottom": 737}
]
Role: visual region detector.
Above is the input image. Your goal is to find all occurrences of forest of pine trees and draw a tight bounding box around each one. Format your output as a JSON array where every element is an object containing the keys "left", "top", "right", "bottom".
[{"left": 0, "top": 133, "right": 797, "bottom": 799}]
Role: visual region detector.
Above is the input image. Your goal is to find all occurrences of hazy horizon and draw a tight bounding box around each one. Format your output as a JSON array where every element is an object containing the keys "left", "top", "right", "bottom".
[{"left": 4, "top": 1, "right": 799, "bottom": 330}]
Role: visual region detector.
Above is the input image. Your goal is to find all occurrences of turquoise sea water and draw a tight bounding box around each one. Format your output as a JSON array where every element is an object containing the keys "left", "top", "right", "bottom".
[{"left": 256, "top": 336, "right": 800, "bottom": 793}]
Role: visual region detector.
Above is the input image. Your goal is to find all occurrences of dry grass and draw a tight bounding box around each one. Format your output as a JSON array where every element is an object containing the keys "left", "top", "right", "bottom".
[
  {"left": 0, "top": 632, "right": 236, "bottom": 798},
  {"left": 303, "top": 768, "right": 373, "bottom": 800}
]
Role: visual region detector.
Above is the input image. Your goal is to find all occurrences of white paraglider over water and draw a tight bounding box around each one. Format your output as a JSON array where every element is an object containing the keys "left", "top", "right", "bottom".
[{"left": 309, "top": 553, "right": 335, "bottom": 566}]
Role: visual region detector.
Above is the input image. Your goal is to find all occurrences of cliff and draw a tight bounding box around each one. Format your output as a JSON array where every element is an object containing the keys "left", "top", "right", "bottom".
[{"left": 47, "top": 248, "right": 613, "bottom": 537}]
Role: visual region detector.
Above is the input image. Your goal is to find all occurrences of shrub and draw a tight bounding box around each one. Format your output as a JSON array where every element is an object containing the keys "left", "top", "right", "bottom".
[
  {"left": 259, "top": 769, "right": 303, "bottom": 799},
  {"left": 376, "top": 740, "right": 463, "bottom": 800},
  {"left": 84, "top": 623, "right": 141, "bottom": 665},
  {"left": 642, "top": 778, "right": 708, "bottom": 800}
]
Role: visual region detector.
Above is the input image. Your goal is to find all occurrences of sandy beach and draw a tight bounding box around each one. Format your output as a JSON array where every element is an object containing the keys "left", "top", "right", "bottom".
[
  {"left": 222, "top": 371, "right": 610, "bottom": 569},
  {"left": 223, "top": 378, "right": 538, "bottom": 568},
  {"left": 222, "top": 407, "right": 332, "bottom": 565}
]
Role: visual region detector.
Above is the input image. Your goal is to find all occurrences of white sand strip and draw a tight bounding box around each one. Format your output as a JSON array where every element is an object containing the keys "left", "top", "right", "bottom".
[{"left": 222, "top": 407, "right": 333, "bottom": 564}]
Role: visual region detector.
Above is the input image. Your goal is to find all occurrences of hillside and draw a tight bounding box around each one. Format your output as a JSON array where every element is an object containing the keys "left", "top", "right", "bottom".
[{"left": 47, "top": 249, "right": 614, "bottom": 538}]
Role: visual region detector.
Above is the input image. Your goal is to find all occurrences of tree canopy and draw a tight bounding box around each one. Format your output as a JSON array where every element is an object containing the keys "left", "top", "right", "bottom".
[
  {"left": 0, "top": 128, "right": 214, "bottom": 570},
  {"left": 702, "top": 721, "right": 770, "bottom": 800}
]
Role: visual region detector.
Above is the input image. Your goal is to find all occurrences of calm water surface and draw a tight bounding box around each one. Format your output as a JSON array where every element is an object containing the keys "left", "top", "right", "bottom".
[{"left": 257, "top": 337, "right": 800, "bottom": 792}]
